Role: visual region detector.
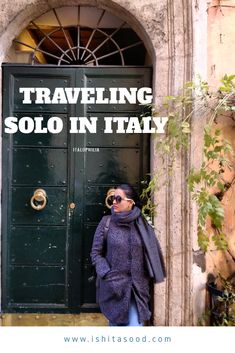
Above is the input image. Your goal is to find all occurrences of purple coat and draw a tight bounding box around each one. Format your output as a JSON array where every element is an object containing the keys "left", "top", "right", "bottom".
[{"left": 90, "top": 213, "right": 152, "bottom": 325}]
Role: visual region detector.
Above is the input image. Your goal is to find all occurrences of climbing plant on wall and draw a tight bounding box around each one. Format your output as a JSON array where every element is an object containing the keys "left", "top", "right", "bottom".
[
  {"left": 141, "top": 74, "right": 235, "bottom": 325},
  {"left": 141, "top": 74, "right": 235, "bottom": 255}
]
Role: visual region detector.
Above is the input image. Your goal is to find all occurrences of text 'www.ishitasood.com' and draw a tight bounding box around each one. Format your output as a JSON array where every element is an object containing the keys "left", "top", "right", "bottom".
[{"left": 63, "top": 334, "right": 172, "bottom": 344}]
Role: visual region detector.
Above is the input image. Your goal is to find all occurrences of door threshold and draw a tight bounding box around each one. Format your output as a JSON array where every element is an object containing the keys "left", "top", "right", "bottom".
[{"left": 0, "top": 313, "right": 108, "bottom": 326}]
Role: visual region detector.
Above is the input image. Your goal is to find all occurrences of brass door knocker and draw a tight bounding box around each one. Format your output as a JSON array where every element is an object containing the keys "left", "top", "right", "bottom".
[
  {"left": 30, "top": 189, "right": 47, "bottom": 211},
  {"left": 105, "top": 188, "right": 115, "bottom": 209}
]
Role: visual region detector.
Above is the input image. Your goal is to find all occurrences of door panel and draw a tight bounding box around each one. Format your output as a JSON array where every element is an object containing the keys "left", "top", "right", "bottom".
[
  {"left": 13, "top": 113, "right": 68, "bottom": 147},
  {"left": 10, "top": 266, "right": 66, "bottom": 305},
  {"left": 2, "top": 65, "right": 151, "bottom": 313},
  {"left": 85, "top": 113, "right": 141, "bottom": 147},
  {"left": 13, "top": 148, "right": 67, "bottom": 185},
  {"left": 10, "top": 226, "right": 66, "bottom": 265},
  {"left": 2, "top": 66, "right": 73, "bottom": 312},
  {"left": 84, "top": 148, "right": 140, "bottom": 185},
  {"left": 85, "top": 75, "right": 145, "bottom": 113},
  {"left": 12, "top": 75, "right": 71, "bottom": 113},
  {"left": 12, "top": 187, "right": 67, "bottom": 225}
]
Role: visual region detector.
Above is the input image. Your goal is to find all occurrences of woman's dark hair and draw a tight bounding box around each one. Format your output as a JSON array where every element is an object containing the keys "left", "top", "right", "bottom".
[{"left": 115, "top": 183, "right": 142, "bottom": 209}]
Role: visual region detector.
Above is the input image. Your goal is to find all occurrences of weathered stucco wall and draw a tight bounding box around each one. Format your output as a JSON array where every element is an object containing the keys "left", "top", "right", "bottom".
[
  {"left": 0, "top": 0, "right": 209, "bottom": 326},
  {"left": 208, "top": 0, "right": 235, "bottom": 87},
  {"left": 207, "top": 0, "right": 235, "bottom": 287}
]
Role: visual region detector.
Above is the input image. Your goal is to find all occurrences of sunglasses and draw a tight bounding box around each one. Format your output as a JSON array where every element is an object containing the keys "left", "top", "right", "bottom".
[{"left": 112, "top": 195, "right": 135, "bottom": 204}]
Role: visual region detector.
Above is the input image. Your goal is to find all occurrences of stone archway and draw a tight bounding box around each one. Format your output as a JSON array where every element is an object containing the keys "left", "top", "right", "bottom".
[{"left": 0, "top": 0, "right": 156, "bottom": 65}]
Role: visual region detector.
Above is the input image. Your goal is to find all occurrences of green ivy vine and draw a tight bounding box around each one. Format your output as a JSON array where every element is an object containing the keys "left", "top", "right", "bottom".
[{"left": 141, "top": 74, "right": 235, "bottom": 253}]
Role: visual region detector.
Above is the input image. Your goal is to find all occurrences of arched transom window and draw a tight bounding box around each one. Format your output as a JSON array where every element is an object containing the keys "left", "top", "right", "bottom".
[{"left": 14, "top": 6, "right": 147, "bottom": 66}]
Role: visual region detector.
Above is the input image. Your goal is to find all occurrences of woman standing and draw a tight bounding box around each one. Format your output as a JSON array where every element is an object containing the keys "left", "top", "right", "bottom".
[{"left": 90, "top": 184, "right": 166, "bottom": 326}]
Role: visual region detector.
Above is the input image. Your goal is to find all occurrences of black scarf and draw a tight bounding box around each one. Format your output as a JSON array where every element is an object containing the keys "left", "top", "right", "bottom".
[{"left": 111, "top": 207, "right": 166, "bottom": 283}]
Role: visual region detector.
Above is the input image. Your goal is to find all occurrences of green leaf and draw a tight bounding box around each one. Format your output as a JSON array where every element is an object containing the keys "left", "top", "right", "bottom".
[
  {"left": 214, "top": 145, "right": 223, "bottom": 153},
  {"left": 165, "top": 95, "right": 177, "bottom": 101},
  {"left": 217, "top": 182, "right": 225, "bottom": 192},
  {"left": 187, "top": 170, "right": 203, "bottom": 192},
  {"left": 208, "top": 195, "right": 224, "bottom": 229},
  {"left": 204, "top": 135, "right": 212, "bottom": 148},
  {"left": 198, "top": 229, "right": 210, "bottom": 252},
  {"left": 219, "top": 86, "right": 230, "bottom": 92},
  {"left": 212, "top": 233, "right": 228, "bottom": 250}
]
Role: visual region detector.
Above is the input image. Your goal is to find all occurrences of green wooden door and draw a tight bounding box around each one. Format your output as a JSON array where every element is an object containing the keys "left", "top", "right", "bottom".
[{"left": 2, "top": 65, "right": 151, "bottom": 313}]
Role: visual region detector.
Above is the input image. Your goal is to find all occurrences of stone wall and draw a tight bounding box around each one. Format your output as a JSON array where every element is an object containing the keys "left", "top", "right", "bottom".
[{"left": 0, "top": 0, "right": 208, "bottom": 325}]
